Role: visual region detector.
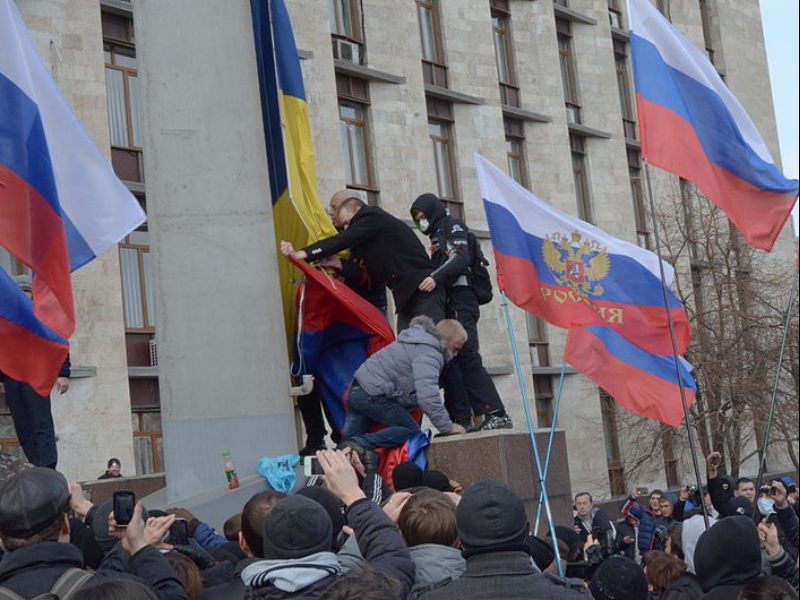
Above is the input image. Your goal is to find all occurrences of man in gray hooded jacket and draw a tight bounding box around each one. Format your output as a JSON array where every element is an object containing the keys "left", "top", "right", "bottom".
[{"left": 341, "top": 316, "right": 467, "bottom": 451}]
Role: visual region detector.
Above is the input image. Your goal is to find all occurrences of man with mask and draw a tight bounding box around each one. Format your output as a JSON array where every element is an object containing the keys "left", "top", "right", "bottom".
[{"left": 409, "top": 193, "right": 512, "bottom": 432}]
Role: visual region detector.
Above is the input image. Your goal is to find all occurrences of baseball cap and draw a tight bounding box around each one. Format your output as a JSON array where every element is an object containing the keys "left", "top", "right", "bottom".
[{"left": 0, "top": 467, "right": 70, "bottom": 538}]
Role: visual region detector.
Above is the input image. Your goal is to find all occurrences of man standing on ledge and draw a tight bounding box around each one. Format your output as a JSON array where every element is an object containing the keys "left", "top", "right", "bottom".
[{"left": 280, "top": 197, "right": 444, "bottom": 330}]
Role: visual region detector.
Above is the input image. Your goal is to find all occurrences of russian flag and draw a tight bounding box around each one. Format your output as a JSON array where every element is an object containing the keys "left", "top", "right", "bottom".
[
  {"left": 0, "top": 0, "right": 145, "bottom": 393},
  {"left": 564, "top": 325, "right": 696, "bottom": 427},
  {"left": 290, "top": 258, "right": 428, "bottom": 481},
  {"left": 250, "top": 0, "right": 339, "bottom": 351},
  {"left": 475, "top": 154, "right": 690, "bottom": 356},
  {"left": 628, "top": 0, "right": 798, "bottom": 251}
]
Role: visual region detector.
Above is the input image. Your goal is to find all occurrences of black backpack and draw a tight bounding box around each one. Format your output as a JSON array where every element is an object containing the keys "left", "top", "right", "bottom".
[
  {"left": 0, "top": 568, "right": 92, "bottom": 600},
  {"left": 467, "top": 232, "right": 493, "bottom": 305}
]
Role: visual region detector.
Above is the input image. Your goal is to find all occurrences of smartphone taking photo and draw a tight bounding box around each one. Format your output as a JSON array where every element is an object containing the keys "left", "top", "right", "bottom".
[
  {"left": 166, "top": 517, "right": 190, "bottom": 546},
  {"left": 112, "top": 490, "right": 136, "bottom": 527},
  {"left": 304, "top": 455, "right": 324, "bottom": 477}
]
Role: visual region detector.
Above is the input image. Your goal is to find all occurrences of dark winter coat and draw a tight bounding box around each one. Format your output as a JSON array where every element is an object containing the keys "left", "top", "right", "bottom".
[
  {"left": 302, "top": 205, "right": 435, "bottom": 313},
  {"left": 0, "top": 541, "right": 188, "bottom": 599},
  {"left": 694, "top": 515, "right": 762, "bottom": 599},
  {"left": 410, "top": 194, "right": 471, "bottom": 287}
]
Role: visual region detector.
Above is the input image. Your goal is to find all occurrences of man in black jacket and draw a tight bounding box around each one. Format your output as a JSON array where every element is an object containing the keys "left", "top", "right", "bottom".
[
  {"left": 280, "top": 198, "right": 445, "bottom": 330},
  {"left": 409, "top": 193, "right": 512, "bottom": 431},
  {"left": 0, "top": 467, "right": 188, "bottom": 599}
]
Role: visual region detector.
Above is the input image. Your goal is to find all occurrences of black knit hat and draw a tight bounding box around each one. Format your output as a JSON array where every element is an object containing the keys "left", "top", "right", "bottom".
[
  {"left": 392, "top": 462, "right": 424, "bottom": 492},
  {"left": 0, "top": 467, "right": 69, "bottom": 538},
  {"left": 456, "top": 479, "right": 528, "bottom": 555},
  {"left": 295, "top": 486, "right": 345, "bottom": 550},
  {"left": 589, "top": 555, "right": 649, "bottom": 600},
  {"left": 728, "top": 496, "right": 753, "bottom": 517},
  {"left": 262, "top": 495, "right": 333, "bottom": 559},
  {"left": 421, "top": 470, "right": 454, "bottom": 492},
  {"left": 525, "top": 535, "right": 556, "bottom": 571}
]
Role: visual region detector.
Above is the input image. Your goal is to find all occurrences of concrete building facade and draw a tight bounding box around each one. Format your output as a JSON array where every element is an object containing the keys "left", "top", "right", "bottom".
[{"left": 2, "top": 0, "right": 795, "bottom": 501}]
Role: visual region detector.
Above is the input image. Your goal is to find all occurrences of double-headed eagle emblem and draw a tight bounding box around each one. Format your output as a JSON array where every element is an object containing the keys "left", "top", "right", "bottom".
[{"left": 542, "top": 231, "right": 610, "bottom": 297}]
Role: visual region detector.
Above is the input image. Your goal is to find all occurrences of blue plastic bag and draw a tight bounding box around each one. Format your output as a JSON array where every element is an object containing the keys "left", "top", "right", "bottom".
[{"left": 257, "top": 454, "right": 300, "bottom": 493}]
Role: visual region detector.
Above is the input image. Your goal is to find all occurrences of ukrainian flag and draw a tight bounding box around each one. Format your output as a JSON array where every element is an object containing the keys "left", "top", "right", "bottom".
[{"left": 251, "top": 0, "right": 337, "bottom": 349}]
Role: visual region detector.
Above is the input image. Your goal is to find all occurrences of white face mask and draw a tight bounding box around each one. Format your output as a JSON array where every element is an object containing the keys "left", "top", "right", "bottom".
[{"left": 415, "top": 218, "right": 430, "bottom": 234}]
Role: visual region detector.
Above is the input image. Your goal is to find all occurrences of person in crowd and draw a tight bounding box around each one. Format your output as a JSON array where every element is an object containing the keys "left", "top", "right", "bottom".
[
  {"left": 340, "top": 316, "right": 467, "bottom": 465},
  {"left": 295, "top": 486, "right": 347, "bottom": 553},
  {"left": 615, "top": 515, "right": 638, "bottom": 560},
  {"left": 98, "top": 457, "right": 124, "bottom": 479},
  {"left": 0, "top": 467, "right": 188, "bottom": 598},
  {"left": 164, "top": 552, "right": 204, "bottom": 597},
  {"left": 768, "top": 478, "right": 799, "bottom": 549},
  {"left": 679, "top": 514, "right": 716, "bottom": 579},
  {"left": 739, "top": 575, "right": 799, "bottom": 600},
  {"left": 705, "top": 451, "right": 758, "bottom": 518},
  {"left": 396, "top": 488, "right": 465, "bottom": 592},
  {"left": 280, "top": 197, "right": 444, "bottom": 330},
  {"left": 415, "top": 479, "right": 590, "bottom": 599},
  {"left": 222, "top": 513, "right": 241, "bottom": 543},
  {"left": 391, "top": 462, "right": 424, "bottom": 492},
  {"left": 241, "top": 449, "right": 414, "bottom": 599},
  {"left": 165, "top": 507, "right": 227, "bottom": 549},
  {"left": 588, "top": 555, "right": 649, "bottom": 600},
  {"left": 573, "top": 491, "right": 616, "bottom": 544},
  {"left": 409, "top": 193, "right": 513, "bottom": 432},
  {"left": 644, "top": 550, "right": 703, "bottom": 599},
  {"left": 0, "top": 276, "right": 70, "bottom": 470},
  {"left": 318, "top": 568, "right": 403, "bottom": 600},
  {"left": 194, "top": 490, "right": 287, "bottom": 600},
  {"left": 649, "top": 489, "right": 664, "bottom": 516},
  {"left": 420, "top": 470, "right": 458, "bottom": 494},
  {"left": 621, "top": 487, "right": 677, "bottom": 559},
  {"left": 694, "top": 514, "right": 762, "bottom": 598},
  {"left": 295, "top": 190, "right": 391, "bottom": 456},
  {"left": 73, "top": 580, "right": 159, "bottom": 600},
  {"left": 758, "top": 519, "right": 799, "bottom": 594}
]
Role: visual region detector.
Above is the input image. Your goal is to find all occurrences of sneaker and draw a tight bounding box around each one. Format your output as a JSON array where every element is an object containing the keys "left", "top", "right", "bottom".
[{"left": 475, "top": 414, "right": 513, "bottom": 431}]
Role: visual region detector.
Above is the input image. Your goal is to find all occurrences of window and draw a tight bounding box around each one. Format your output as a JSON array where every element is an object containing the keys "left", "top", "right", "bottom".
[
  {"left": 614, "top": 39, "right": 637, "bottom": 140},
  {"left": 570, "top": 134, "right": 592, "bottom": 222},
  {"left": 337, "top": 75, "right": 374, "bottom": 190},
  {"left": 119, "top": 230, "right": 155, "bottom": 332},
  {"left": 103, "top": 12, "right": 143, "bottom": 183},
  {"left": 526, "top": 313, "right": 550, "bottom": 368},
  {"left": 628, "top": 149, "right": 650, "bottom": 248},
  {"left": 427, "top": 98, "right": 460, "bottom": 216},
  {"left": 608, "top": 0, "right": 623, "bottom": 28},
  {"left": 417, "top": 0, "right": 448, "bottom": 87},
  {"left": 557, "top": 19, "right": 581, "bottom": 124},
  {"left": 505, "top": 118, "right": 527, "bottom": 187},
  {"left": 600, "top": 391, "right": 626, "bottom": 495},
  {"left": 328, "top": 0, "right": 363, "bottom": 41},
  {"left": 534, "top": 376, "right": 554, "bottom": 428},
  {"left": 492, "top": 2, "right": 519, "bottom": 107}
]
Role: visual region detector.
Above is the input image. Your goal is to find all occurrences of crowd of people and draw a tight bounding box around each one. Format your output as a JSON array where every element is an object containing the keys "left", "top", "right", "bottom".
[{"left": 0, "top": 446, "right": 796, "bottom": 599}]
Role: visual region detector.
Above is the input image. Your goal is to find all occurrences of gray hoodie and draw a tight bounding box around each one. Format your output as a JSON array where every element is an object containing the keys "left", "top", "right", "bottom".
[{"left": 354, "top": 316, "right": 454, "bottom": 433}]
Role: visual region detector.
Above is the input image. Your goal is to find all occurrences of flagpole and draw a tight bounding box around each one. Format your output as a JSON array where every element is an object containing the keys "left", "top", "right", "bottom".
[
  {"left": 753, "top": 264, "right": 799, "bottom": 497},
  {"left": 643, "top": 161, "right": 710, "bottom": 527},
  {"left": 500, "top": 291, "right": 564, "bottom": 576},
  {"left": 533, "top": 361, "right": 567, "bottom": 536}
]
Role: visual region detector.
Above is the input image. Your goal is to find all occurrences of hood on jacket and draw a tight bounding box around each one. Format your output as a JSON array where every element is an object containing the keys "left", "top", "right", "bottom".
[
  {"left": 398, "top": 316, "right": 452, "bottom": 360},
  {"left": 694, "top": 515, "right": 761, "bottom": 592},
  {"left": 411, "top": 193, "right": 448, "bottom": 235},
  {"left": 682, "top": 514, "right": 716, "bottom": 575}
]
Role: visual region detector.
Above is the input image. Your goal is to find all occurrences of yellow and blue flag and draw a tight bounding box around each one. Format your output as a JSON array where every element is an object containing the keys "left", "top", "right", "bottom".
[{"left": 250, "top": 0, "right": 337, "bottom": 347}]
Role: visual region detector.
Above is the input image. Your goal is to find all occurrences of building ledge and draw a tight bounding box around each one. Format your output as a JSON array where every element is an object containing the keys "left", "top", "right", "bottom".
[
  {"left": 553, "top": 4, "right": 597, "bottom": 26},
  {"left": 568, "top": 122, "right": 613, "bottom": 139},
  {"left": 128, "top": 366, "right": 159, "bottom": 378},
  {"left": 502, "top": 105, "right": 552, "bottom": 123},
  {"left": 626, "top": 138, "right": 642, "bottom": 150},
  {"left": 532, "top": 366, "right": 579, "bottom": 376},
  {"left": 611, "top": 27, "right": 630, "bottom": 42},
  {"left": 334, "top": 61, "right": 406, "bottom": 84},
  {"left": 71, "top": 366, "right": 97, "bottom": 378},
  {"left": 100, "top": 0, "right": 133, "bottom": 17},
  {"left": 424, "top": 84, "right": 484, "bottom": 105},
  {"left": 298, "top": 49, "right": 314, "bottom": 60},
  {"left": 486, "top": 366, "right": 514, "bottom": 376}
]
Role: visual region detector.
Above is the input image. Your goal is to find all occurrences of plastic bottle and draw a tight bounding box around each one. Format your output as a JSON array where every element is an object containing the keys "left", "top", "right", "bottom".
[{"left": 222, "top": 452, "right": 240, "bottom": 489}]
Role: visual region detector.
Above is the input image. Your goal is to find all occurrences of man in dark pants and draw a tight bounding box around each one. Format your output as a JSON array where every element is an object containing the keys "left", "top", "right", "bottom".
[
  {"left": 1, "top": 276, "right": 70, "bottom": 469},
  {"left": 296, "top": 191, "right": 389, "bottom": 455},
  {"left": 410, "top": 193, "right": 512, "bottom": 432},
  {"left": 280, "top": 197, "right": 445, "bottom": 330}
]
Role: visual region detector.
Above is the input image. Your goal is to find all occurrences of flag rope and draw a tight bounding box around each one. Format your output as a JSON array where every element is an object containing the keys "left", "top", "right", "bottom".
[
  {"left": 644, "top": 161, "right": 710, "bottom": 528},
  {"left": 533, "top": 361, "right": 568, "bottom": 537},
  {"left": 753, "top": 263, "right": 799, "bottom": 505},
  {"left": 500, "top": 291, "right": 564, "bottom": 576}
]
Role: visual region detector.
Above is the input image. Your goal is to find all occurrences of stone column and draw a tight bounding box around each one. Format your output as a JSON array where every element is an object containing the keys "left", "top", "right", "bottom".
[{"left": 134, "top": 0, "right": 295, "bottom": 502}]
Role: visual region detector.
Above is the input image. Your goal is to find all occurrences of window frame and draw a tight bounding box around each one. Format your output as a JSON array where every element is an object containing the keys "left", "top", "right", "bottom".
[
  {"left": 557, "top": 18, "right": 582, "bottom": 124},
  {"left": 417, "top": 0, "right": 448, "bottom": 87},
  {"left": 570, "top": 134, "right": 593, "bottom": 223},
  {"left": 491, "top": 5, "right": 519, "bottom": 107},
  {"left": 328, "top": 0, "right": 363, "bottom": 42}
]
